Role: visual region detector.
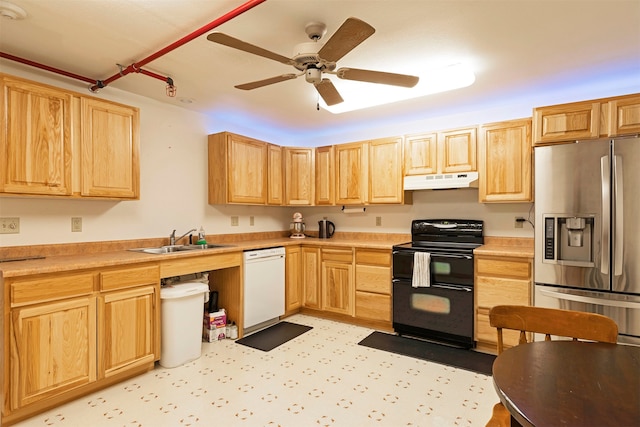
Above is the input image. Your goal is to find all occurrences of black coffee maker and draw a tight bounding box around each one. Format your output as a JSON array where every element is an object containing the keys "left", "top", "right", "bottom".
[{"left": 318, "top": 219, "right": 335, "bottom": 239}]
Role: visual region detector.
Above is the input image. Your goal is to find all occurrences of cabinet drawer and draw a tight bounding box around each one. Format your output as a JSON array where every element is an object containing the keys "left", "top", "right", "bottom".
[
  {"left": 355, "top": 291, "right": 391, "bottom": 322},
  {"left": 476, "top": 276, "right": 530, "bottom": 307},
  {"left": 11, "top": 273, "right": 95, "bottom": 307},
  {"left": 355, "top": 265, "right": 390, "bottom": 294},
  {"left": 322, "top": 248, "right": 353, "bottom": 263},
  {"left": 475, "top": 257, "right": 531, "bottom": 279},
  {"left": 355, "top": 249, "right": 390, "bottom": 266},
  {"left": 100, "top": 265, "right": 159, "bottom": 291}
]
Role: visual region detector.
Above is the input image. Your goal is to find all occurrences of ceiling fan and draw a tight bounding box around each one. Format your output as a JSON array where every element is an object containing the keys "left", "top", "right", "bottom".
[{"left": 206, "top": 17, "right": 419, "bottom": 106}]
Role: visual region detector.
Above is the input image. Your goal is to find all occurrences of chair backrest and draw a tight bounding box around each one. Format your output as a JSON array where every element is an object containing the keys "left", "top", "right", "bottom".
[{"left": 489, "top": 305, "right": 618, "bottom": 354}]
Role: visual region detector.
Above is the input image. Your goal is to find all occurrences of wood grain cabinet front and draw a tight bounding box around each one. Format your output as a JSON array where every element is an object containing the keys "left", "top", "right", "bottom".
[
  {"left": 321, "top": 248, "right": 354, "bottom": 315},
  {"left": 354, "top": 249, "right": 392, "bottom": 325},
  {"left": 0, "top": 74, "right": 140, "bottom": 200},
  {"left": 285, "top": 246, "right": 302, "bottom": 315},
  {"left": 474, "top": 255, "right": 532, "bottom": 352},
  {"left": 478, "top": 118, "right": 532, "bottom": 203},
  {"left": 3, "top": 265, "right": 159, "bottom": 424}
]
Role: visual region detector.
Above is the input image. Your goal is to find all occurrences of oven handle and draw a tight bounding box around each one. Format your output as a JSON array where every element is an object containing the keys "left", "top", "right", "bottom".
[
  {"left": 392, "top": 279, "right": 472, "bottom": 292},
  {"left": 392, "top": 250, "right": 472, "bottom": 260}
]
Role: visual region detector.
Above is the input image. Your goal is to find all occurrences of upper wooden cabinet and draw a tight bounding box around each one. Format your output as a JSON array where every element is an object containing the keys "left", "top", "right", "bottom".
[
  {"left": 438, "top": 127, "right": 477, "bottom": 173},
  {"left": 479, "top": 118, "right": 533, "bottom": 203},
  {"left": 0, "top": 74, "right": 140, "bottom": 199},
  {"left": 208, "top": 132, "right": 267, "bottom": 205},
  {"left": 404, "top": 133, "right": 437, "bottom": 175},
  {"left": 284, "top": 147, "right": 315, "bottom": 205},
  {"left": 608, "top": 94, "right": 640, "bottom": 136},
  {"left": 533, "top": 93, "right": 640, "bottom": 145},
  {"left": 0, "top": 75, "right": 73, "bottom": 196},
  {"left": 267, "top": 144, "right": 283, "bottom": 205},
  {"left": 368, "top": 137, "right": 405, "bottom": 204},
  {"left": 80, "top": 97, "right": 140, "bottom": 199},
  {"left": 335, "top": 141, "right": 368, "bottom": 205},
  {"left": 315, "top": 145, "right": 335, "bottom": 205},
  {"left": 404, "top": 127, "right": 477, "bottom": 176}
]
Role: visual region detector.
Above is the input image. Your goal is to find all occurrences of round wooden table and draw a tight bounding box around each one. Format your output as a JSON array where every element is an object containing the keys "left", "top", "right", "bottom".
[{"left": 492, "top": 341, "right": 640, "bottom": 427}]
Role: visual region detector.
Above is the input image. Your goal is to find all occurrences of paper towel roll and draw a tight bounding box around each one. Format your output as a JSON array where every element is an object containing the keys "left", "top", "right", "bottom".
[{"left": 341, "top": 207, "right": 366, "bottom": 213}]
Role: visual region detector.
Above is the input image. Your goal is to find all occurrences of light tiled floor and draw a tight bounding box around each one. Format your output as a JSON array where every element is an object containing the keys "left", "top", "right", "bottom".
[{"left": 17, "top": 314, "right": 497, "bottom": 426}]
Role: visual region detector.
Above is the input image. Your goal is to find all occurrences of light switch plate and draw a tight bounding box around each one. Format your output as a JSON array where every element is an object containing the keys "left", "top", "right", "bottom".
[
  {"left": 0, "top": 217, "right": 20, "bottom": 234},
  {"left": 231, "top": 216, "right": 239, "bottom": 226},
  {"left": 71, "top": 217, "right": 82, "bottom": 232}
]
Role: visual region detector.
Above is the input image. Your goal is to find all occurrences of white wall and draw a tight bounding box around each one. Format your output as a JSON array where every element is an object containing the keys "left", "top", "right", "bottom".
[{"left": 3, "top": 61, "right": 636, "bottom": 246}]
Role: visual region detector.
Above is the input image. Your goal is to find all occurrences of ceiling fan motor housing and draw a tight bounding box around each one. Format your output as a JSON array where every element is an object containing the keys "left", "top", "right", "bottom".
[{"left": 305, "top": 67, "right": 322, "bottom": 84}]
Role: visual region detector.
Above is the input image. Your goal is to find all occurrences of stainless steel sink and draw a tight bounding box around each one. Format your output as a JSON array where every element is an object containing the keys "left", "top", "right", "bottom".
[{"left": 129, "top": 243, "right": 233, "bottom": 255}]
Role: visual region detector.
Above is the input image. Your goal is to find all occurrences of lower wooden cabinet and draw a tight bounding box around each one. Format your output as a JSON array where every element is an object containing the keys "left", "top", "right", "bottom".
[
  {"left": 301, "top": 246, "right": 321, "bottom": 309},
  {"left": 355, "top": 249, "right": 392, "bottom": 323},
  {"left": 3, "top": 265, "right": 160, "bottom": 424},
  {"left": 475, "top": 255, "right": 532, "bottom": 352},
  {"left": 321, "top": 248, "right": 354, "bottom": 315},
  {"left": 285, "top": 246, "right": 302, "bottom": 315},
  {"left": 10, "top": 296, "right": 97, "bottom": 410}
]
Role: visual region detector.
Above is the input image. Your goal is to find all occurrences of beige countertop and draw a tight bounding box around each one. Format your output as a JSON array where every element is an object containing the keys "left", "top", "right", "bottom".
[
  {"left": 0, "top": 233, "right": 411, "bottom": 278},
  {"left": 474, "top": 236, "right": 534, "bottom": 258}
]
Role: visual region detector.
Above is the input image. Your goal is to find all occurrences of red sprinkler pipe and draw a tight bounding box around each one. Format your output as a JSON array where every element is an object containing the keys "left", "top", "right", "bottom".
[
  {"left": 0, "top": 51, "right": 96, "bottom": 84},
  {"left": 89, "top": 0, "right": 267, "bottom": 92}
]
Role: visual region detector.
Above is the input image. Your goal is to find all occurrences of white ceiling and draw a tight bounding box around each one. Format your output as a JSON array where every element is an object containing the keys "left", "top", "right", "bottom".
[{"left": 1, "top": 0, "right": 639, "bottom": 143}]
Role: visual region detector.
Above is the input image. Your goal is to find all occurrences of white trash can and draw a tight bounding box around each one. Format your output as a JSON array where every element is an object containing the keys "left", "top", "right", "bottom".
[{"left": 160, "top": 281, "right": 209, "bottom": 368}]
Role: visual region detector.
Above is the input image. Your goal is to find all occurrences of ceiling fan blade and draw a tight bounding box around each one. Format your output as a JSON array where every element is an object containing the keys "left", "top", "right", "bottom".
[
  {"left": 337, "top": 68, "right": 419, "bottom": 87},
  {"left": 315, "top": 79, "right": 344, "bottom": 106},
  {"left": 235, "top": 74, "right": 298, "bottom": 90},
  {"left": 207, "top": 32, "right": 292, "bottom": 65},
  {"left": 317, "top": 17, "right": 375, "bottom": 63}
]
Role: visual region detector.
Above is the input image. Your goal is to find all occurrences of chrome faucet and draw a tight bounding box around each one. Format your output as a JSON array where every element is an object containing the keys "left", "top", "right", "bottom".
[{"left": 170, "top": 228, "right": 197, "bottom": 246}]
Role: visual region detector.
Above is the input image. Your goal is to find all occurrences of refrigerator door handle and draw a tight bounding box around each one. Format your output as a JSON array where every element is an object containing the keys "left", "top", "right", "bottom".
[
  {"left": 600, "top": 155, "right": 610, "bottom": 275},
  {"left": 539, "top": 287, "right": 640, "bottom": 309},
  {"left": 613, "top": 154, "right": 623, "bottom": 276}
]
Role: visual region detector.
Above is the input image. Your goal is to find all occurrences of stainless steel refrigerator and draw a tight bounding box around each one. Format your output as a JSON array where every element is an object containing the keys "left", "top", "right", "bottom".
[{"left": 534, "top": 135, "right": 640, "bottom": 345}]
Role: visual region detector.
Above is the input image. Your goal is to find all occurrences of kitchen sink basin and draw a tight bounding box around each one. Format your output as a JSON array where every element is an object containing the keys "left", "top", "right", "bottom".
[{"left": 129, "top": 243, "right": 233, "bottom": 255}]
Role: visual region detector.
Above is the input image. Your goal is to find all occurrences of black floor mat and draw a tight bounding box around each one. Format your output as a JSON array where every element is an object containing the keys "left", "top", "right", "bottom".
[
  {"left": 358, "top": 331, "right": 496, "bottom": 375},
  {"left": 236, "top": 321, "right": 313, "bottom": 352}
]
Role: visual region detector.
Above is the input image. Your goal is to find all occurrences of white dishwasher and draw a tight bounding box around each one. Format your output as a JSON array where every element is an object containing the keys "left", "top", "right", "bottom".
[{"left": 243, "top": 247, "right": 286, "bottom": 333}]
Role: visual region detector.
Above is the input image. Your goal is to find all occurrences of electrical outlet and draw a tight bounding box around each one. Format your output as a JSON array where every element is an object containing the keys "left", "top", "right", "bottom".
[
  {"left": 249, "top": 216, "right": 255, "bottom": 226},
  {"left": 515, "top": 217, "right": 525, "bottom": 228},
  {"left": 71, "top": 217, "right": 82, "bottom": 232},
  {"left": 376, "top": 216, "right": 382, "bottom": 227},
  {"left": 0, "top": 217, "right": 20, "bottom": 234},
  {"left": 231, "top": 216, "right": 239, "bottom": 226}
]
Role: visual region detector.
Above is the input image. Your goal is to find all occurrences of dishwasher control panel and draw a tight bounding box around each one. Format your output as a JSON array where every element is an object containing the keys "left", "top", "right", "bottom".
[{"left": 243, "top": 246, "right": 286, "bottom": 261}]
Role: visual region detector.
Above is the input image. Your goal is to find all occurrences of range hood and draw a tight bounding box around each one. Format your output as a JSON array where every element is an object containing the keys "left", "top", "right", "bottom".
[{"left": 404, "top": 172, "right": 479, "bottom": 190}]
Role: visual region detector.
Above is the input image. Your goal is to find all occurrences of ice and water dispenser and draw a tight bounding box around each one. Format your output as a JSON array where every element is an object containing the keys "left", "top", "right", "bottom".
[{"left": 543, "top": 215, "right": 595, "bottom": 266}]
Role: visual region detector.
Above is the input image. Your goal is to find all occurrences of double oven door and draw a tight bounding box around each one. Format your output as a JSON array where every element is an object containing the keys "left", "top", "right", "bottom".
[{"left": 392, "top": 246, "right": 475, "bottom": 348}]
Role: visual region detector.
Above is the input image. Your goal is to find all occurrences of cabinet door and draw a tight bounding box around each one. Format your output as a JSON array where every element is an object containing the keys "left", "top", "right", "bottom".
[
  {"left": 99, "top": 286, "right": 156, "bottom": 378},
  {"left": 315, "top": 145, "right": 335, "bottom": 205},
  {"left": 285, "top": 246, "right": 302, "bottom": 314},
  {"left": 284, "top": 147, "right": 315, "bottom": 205},
  {"left": 608, "top": 95, "right": 640, "bottom": 136},
  {"left": 438, "top": 127, "right": 477, "bottom": 173},
  {"left": 404, "top": 133, "right": 437, "bottom": 175},
  {"left": 322, "top": 260, "right": 353, "bottom": 315},
  {"left": 302, "top": 246, "right": 321, "bottom": 309},
  {"left": 81, "top": 98, "right": 140, "bottom": 198},
  {"left": 0, "top": 76, "right": 73, "bottom": 196},
  {"left": 335, "top": 141, "right": 368, "bottom": 205},
  {"left": 369, "top": 137, "right": 404, "bottom": 204},
  {"left": 10, "top": 296, "right": 97, "bottom": 410},
  {"left": 267, "top": 144, "right": 283, "bottom": 205},
  {"left": 227, "top": 134, "right": 267, "bottom": 204},
  {"left": 479, "top": 118, "right": 532, "bottom": 203},
  {"left": 533, "top": 101, "right": 600, "bottom": 145}
]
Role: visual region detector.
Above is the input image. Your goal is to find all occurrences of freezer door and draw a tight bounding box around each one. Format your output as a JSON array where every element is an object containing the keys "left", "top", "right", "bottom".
[
  {"left": 612, "top": 136, "right": 640, "bottom": 295},
  {"left": 534, "top": 140, "right": 610, "bottom": 290}
]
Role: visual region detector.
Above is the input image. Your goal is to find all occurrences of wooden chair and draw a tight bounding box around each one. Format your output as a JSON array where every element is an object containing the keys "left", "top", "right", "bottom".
[{"left": 485, "top": 305, "right": 618, "bottom": 427}]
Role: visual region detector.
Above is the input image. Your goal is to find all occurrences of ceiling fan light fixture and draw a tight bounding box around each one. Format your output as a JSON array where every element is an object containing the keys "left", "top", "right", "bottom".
[
  {"left": 305, "top": 67, "right": 322, "bottom": 84},
  {"left": 321, "top": 63, "right": 476, "bottom": 114}
]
